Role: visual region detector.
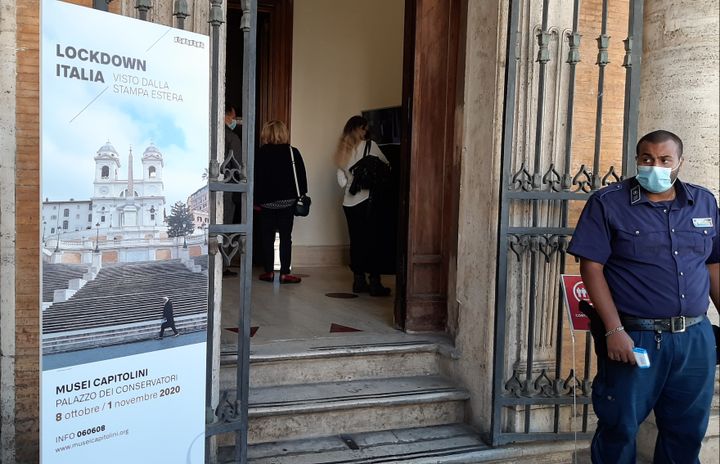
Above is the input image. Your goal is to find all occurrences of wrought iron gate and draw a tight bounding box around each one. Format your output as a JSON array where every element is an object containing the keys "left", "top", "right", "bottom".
[
  {"left": 204, "top": 1, "right": 256, "bottom": 463},
  {"left": 491, "top": 0, "right": 643, "bottom": 445}
]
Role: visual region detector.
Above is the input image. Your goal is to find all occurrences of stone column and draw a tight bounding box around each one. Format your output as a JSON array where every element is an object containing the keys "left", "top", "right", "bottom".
[
  {"left": 639, "top": 0, "right": 720, "bottom": 198},
  {"left": 638, "top": 1, "right": 720, "bottom": 460},
  {"left": 0, "top": 1, "right": 17, "bottom": 461}
]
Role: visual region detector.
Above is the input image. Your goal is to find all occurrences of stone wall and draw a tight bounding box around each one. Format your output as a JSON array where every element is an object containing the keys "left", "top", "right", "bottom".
[
  {"left": 639, "top": 0, "right": 720, "bottom": 198},
  {"left": 450, "top": 0, "right": 507, "bottom": 432},
  {"left": 0, "top": 0, "right": 18, "bottom": 461}
]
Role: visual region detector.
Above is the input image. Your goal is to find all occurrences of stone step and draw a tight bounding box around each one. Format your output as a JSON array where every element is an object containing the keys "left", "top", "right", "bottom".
[
  {"left": 42, "top": 314, "right": 206, "bottom": 354},
  {"left": 237, "top": 375, "right": 469, "bottom": 444},
  {"left": 244, "top": 424, "right": 485, "bottom": 463},
  {"left": 221, "top": 334, "right": 452, "bottom": 388},
  {"left": 223, "top": 424, "right": 588, "bottom": 463}
]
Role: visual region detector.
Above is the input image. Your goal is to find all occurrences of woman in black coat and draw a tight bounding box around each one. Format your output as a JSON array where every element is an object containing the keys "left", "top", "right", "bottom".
[{"left": 254, "top": 120, "right": 308, "bottom": 283}]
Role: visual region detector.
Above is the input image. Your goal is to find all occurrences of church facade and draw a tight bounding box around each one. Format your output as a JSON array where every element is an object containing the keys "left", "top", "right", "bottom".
[
  {"left": 42, "top": 141, "right": 166, "bottom": 240},
  {"left": 40, "top": 141, "right": 206, "bottom": 265},
  {"left": 89, "top": 141, "right": 166, "bottom": 236}
]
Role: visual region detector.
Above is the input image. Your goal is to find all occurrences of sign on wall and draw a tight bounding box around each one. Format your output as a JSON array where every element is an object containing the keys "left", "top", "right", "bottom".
[
  {"left": 560, "top": 275, "right": 592, "bottom": 331},
  {"left": 40, "top": 1, "right": 209, "bottom": 462}
]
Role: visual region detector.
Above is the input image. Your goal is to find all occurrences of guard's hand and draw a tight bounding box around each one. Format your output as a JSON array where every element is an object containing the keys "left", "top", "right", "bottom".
[{"left": 606, "top": 331, "right": 636, "bottom": 364}]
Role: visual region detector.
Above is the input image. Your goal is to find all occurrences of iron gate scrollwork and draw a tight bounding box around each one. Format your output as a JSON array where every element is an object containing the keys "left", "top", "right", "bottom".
[{"left": 491, "top": 0, "right": 643, "bottom": 446}]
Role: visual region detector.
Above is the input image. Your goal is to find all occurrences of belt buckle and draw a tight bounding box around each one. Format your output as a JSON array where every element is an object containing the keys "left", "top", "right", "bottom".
[{"left": 671, "top": 316, "right": 686, "bottom": 333}]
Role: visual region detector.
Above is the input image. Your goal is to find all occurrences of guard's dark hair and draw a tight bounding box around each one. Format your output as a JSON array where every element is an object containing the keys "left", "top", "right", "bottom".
[
  {"left": 636, "top": 130, "right": 683, "bottom": 156},
  {"left": 224, "top": 102, "right": 237, "bottom": 115}
]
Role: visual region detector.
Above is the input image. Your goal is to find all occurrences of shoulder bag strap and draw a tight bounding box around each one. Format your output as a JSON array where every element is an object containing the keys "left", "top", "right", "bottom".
[
  {"left": 289, "top": 145, "right": 301, "bottom": 197},
  {"left": 349, "top": 140, "right": 372, "bottom": 172}
]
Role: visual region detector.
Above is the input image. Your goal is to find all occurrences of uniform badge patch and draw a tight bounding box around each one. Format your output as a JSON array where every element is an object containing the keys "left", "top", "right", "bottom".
[
  {"left": 630, "top": 185, "right": 641, "bottom": 204},
  {"left": 692, "top": 217, "right": 713, "bottom": 228}
]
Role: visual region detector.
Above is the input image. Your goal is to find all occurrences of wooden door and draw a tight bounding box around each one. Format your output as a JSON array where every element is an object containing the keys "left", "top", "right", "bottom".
[
  {"left": 228, "top": 0, "right": 293, "bottom": 137},
  {"left": 397, "top": 0, "right": 463, "bottom": 332},
  {"left": 256, "top": 0, "right": 293, "bottom": 132}
]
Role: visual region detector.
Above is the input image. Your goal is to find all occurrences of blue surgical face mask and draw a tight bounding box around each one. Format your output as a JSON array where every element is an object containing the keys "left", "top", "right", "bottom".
[
  {"left": 635, "top": 163, "right": 679, "bottom": 193},
  {"left": 228, "top": 120, "right": 237, "bottom": 131}
]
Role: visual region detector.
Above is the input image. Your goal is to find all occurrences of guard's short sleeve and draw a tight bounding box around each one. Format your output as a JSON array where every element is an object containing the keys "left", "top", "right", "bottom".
[
  {"left": 567, "top": 193, "right": 612, "bottom": 265},
  {"left": 707, "top": 206, "right": 720, "bottom": 264}
]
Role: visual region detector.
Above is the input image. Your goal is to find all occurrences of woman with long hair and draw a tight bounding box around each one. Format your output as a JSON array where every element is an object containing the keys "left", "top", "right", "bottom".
[
  {"left": 254, "top": 120, "right": 307, "bottom": 284},
  {"left": 335, "top": 115, "right": 391, "bottom": 296}
]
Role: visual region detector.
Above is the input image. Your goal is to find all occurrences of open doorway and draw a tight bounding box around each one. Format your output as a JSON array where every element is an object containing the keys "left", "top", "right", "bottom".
[{"left": 222, "top": 0, "right": 409, "bottom": 343}]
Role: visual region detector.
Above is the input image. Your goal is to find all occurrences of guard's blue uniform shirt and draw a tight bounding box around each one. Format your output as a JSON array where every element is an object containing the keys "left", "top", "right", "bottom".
[{"left": 568, "top": 177, "right": 719, "bottom": 318}]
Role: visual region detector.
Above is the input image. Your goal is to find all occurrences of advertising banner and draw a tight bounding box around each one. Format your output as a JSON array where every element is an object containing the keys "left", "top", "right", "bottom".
[
  {"left": 560, "top": 275, "right": 592, "bottom": 331},
  {"left": 40, "top": 1, "right": 209, "bottom": 462}
]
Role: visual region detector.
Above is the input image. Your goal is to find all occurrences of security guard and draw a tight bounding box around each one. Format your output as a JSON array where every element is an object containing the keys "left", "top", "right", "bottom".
[{"left": 568, "top": 130, "right": 720, "bottom": 463}]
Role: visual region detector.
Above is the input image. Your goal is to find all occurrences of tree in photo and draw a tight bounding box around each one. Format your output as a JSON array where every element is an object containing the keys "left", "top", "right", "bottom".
[{"left": 166, "top": 201, "right": 195, "bottom": 238}]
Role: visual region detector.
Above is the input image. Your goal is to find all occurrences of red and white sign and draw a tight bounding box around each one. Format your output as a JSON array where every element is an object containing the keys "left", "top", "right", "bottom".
[{"left": 560, "top": 275, "right": 592, "bottom": 331}]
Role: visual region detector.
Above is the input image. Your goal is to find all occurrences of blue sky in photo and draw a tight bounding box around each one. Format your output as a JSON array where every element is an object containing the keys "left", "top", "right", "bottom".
[{"left": 41, "top": 0, "right": 209, "bottom": 208}]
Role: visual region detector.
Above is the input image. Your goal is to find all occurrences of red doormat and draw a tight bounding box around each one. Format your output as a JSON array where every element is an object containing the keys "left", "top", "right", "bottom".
[
  {"left": 330, "top": 323, "right": 362, "bottom": 333},
  {"left": 225, "top": 326, "right": 259, "bottom": 337}
]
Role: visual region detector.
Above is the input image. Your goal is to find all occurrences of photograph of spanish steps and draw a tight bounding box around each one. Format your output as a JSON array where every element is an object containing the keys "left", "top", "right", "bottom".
[
  {"left": 41, "top": 140, "right": 209, "bottom": 356},
  {"left": 42, "top": 258, "right": 208, "bottom": 356},
  {"left": 2, "top": 0, "right": 719, "bottom": 463}
]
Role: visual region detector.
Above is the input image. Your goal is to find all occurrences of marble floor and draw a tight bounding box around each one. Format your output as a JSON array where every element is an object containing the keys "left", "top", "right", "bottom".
[{"left": 220, "top": 266, "right": 400, "bottom": 345}]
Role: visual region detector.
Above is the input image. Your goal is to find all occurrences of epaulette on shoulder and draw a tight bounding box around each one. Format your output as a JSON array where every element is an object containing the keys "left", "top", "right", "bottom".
[
  {"left": 684, "top": 181, "right": 716, "bottom": 198},
  {"left": 595, "top": 181, "right": 626, "bottom": 199}
]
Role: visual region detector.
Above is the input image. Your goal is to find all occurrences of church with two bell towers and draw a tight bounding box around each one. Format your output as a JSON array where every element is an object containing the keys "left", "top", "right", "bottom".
[
  {"left": 42, "top": 141, "right": 168, "bottom": 243},
  {"left": 91, "top": 141, "right": 166, "bottom": 235}
]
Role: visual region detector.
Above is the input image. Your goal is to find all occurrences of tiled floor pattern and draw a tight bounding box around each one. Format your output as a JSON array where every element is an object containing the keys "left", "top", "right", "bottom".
[{"left": 221, "top": 266, "right": 398, "bottom": 345}]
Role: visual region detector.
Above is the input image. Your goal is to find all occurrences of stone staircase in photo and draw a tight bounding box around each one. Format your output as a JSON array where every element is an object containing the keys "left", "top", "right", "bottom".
[
  {"left": 42, "top": 314, "right": 207, "bottom": 354},
  {"left": 42, "top": 263, "right": 90, "bottom": 306},
  {"left": 216, "top": 334, "right": 588, "bottom": 463},
  {"left": 42, "top": 259, "right": 207, "bottom": 354}
]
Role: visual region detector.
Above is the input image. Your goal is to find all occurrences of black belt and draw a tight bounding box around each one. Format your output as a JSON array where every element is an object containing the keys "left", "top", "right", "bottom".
[{"left": 621, "top": 315, "right": 705, "bottom": 333}]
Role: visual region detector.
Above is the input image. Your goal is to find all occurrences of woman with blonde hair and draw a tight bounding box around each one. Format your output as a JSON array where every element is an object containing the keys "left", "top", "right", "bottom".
[
  {"left": 254, "top": 120, "right": 308, "bottom": 284},
  {"left": 335, "top": 115, "right": 391, "bottom": 296}
]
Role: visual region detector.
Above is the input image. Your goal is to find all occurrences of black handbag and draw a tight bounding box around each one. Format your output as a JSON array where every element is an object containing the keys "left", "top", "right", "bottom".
[
  {"left": 348, "top": 141, "right": 391, "bottom": 195},
  {"left": 290, "top": 146, "right": 311, "bottom": 217},
  {"left": 294, "top": 195, "right": 311, "bottom": 217}
]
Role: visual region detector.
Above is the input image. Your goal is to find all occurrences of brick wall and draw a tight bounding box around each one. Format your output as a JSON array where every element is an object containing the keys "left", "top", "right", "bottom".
[
  {"left": 572, "top": 0, "right": 629, "bottom": 177},
  {"left": 14, "top": 1, "right": 41, "bottom": 459},
  {"left": 563, "top": 0, "right": 632, "bottom": 394},
  {"left": 568, "top": 0, "right": 630, "bottom": 246}
]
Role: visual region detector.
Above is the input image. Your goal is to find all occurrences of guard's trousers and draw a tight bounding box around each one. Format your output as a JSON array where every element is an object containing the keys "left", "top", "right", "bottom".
[{"left": 591, "top": 317, "right": 715, "bottom": 463}]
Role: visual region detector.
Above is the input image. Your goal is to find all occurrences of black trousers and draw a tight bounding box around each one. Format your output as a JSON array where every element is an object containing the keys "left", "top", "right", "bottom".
[
  {"left": 259, "top": 207, "right": 294, "bottom": 274},
  {"left": 159, "top": 319, "right": 178, "bottom": 337},
  {"left": 343, "top": 200, "right": 381, "bottom": 275}
]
